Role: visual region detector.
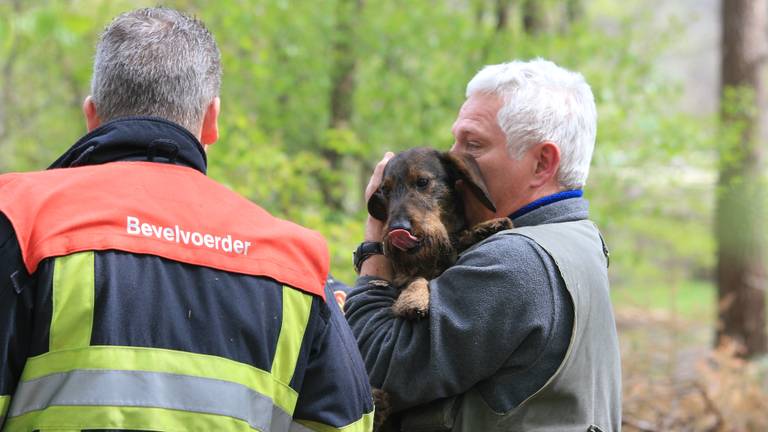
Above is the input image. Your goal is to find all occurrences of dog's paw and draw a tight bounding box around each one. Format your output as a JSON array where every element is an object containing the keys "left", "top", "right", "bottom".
[
  {"left": 483, "top": 217, "right": 514, "bottom": 232},
  {"left": 458, "top": 217, "right": 514, "bottom": 250},
  {"left": 392, "top": 278, "right": 429, "bottom": 319}
]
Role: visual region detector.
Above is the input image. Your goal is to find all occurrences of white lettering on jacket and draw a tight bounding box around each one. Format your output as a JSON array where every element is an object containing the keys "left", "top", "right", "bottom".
[{"left": 126, "top": 216, "right": 251, "bottom": 256}]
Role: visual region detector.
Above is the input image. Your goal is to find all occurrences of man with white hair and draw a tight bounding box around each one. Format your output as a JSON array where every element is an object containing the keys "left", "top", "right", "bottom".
[
  {"left": 346, "top": 58, "right": 621, "bottom": 431},
  {"left": 0, "top": 7, "right": 374, "bottom": 431}
]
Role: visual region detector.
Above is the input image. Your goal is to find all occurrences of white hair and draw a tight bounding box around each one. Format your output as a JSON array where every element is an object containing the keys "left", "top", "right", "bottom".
[{"left": 466, "top": 58, "right": 597, "bottom": 189}]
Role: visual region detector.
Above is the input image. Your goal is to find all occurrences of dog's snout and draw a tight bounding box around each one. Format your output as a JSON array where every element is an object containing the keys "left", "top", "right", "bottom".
[{"left": 388, "top": 217, "right": 412, "bottom": 233}]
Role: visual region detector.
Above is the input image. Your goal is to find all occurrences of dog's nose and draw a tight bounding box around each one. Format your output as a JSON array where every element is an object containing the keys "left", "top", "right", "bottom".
[{"left": 388, "top": 218, "right": 412, "bottom": 233}]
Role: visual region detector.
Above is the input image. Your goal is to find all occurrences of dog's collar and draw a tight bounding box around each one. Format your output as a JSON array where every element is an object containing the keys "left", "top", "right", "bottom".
[{"left": 508, "top": 189, "right": 583, "bottom": 220}]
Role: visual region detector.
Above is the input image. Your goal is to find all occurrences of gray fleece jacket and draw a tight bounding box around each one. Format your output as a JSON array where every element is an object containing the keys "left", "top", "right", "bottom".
[{"left": 345, "top": 197, "right": 589, "bottom": 414}]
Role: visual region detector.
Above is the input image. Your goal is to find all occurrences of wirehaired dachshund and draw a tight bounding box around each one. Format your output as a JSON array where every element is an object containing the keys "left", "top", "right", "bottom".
[{"left": 367, "top": 147, "right": 513, "bottom": 319}]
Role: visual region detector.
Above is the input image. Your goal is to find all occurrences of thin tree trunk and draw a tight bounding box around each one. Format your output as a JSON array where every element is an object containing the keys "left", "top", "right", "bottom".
[
  {"left": 566, "top": 0, "right": 583, "bottom": 24},
  {"left": 495, "top": 0, "right": 510, "bottom": 32},
  {"left": 476, "top": 0, "right": 510, "bottom": 64},
  {"left": 715, "top": 0, "right": 768, "bottom": 357},
  {"left": 560, "top": 0, "right": 583, "bottom": 33},
  {"left": 522, "top": 0, "right": 545, "bottom": 35},
  {"left": 324, "top": 0, "right": 362, "bottom": 211},
  {"left": 329, "top": 0, "right": 359, "bottom": 130},
  {"left": 474, "top": 0, "right": 486, "bottom": 25}
]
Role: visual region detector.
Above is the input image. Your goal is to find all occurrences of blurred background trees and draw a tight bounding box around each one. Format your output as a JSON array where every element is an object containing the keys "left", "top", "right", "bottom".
[{"left": 2, "top": 0, "right": 767, "bottom": 429}]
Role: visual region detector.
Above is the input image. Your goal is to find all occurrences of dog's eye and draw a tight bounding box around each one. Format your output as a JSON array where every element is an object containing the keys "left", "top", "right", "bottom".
[{"left": 416, "top": 178, "right": 430, "bottom": 189}]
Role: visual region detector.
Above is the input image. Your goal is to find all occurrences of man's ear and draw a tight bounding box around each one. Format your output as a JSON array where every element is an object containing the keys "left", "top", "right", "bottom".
[
  {"left": 200, "top": 97, "right": 220, "bottom": 146},
  {"left": 442, "top": 152, "right": 496, "bottom": 212},
  {"left": 531, "top": 142, "right": 561, "bottom": 188},
  {"left": 367, "top": 189, "right": 388, "bottom": 221},
  {"left": 83, "top": 96, "right": 100, "bottom": 132}
]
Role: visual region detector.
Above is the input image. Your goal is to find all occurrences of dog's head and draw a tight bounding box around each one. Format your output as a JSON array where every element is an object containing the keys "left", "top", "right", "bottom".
[{"left": 367, "top": 147, "right": 496, "bottom": 265}]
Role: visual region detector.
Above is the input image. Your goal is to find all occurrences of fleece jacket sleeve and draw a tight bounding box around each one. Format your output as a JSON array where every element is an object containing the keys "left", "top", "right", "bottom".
[{"left": 345, "top": 232, "right": 572, "bottom": 413}]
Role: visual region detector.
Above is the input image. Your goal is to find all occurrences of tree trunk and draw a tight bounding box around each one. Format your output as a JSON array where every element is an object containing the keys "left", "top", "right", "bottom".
[
  {"left": 522, "top": 0, "right": 545, "bottom": 35},
  {"left": 495, "top": 0, "right": 510, "bottom": 32},
  {"left": 329, "top": 0, "right": 358, "bottom": 130},
  {"left": 715, "top": 0, "right": 768, "bottom": 357},
  {"left": 565, "top": 0, "right": 583, "bottom": 24},
  {"left": 560, "top": 0, "right": 583, "bottom": 33},
  {"left": 324, "top": 0, "right": 361, "bottom": 211},
  {"left": 473, "top": 0, "right": 486, "bottom": 25}
]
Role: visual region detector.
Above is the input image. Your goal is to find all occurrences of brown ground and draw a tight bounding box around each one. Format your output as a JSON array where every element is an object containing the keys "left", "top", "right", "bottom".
[{"left": 617, "top": 307, "right": 768, "bottom": 431}]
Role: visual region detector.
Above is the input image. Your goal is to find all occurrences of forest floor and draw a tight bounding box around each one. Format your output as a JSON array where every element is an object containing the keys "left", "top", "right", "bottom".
[{"left": 615, "top": 286, "right": 768, "bottom": 431}]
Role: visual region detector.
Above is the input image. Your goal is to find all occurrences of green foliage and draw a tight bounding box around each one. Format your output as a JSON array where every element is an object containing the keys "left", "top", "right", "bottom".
[
  {"left": 1, "top": 0, "right": 716, "bottom": 290},
  {"left": 0, "top": 0, "right": 152, "bottom": 171},
  {"left": 611, "top": 279, "right": 714, "bottom": 320}
]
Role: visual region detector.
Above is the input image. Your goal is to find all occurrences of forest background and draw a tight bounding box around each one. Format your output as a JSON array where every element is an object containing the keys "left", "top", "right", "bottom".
[{"left": 2, "top": 0, "right": 767, "bottom": 430}]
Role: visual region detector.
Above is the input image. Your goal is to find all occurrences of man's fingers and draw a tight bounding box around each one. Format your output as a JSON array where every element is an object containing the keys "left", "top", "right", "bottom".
[
  {"left": 365, "top": 152, "right": 394, "bottom": 200},
  {"left": 372, "top": 152, "right": 394, "bottom": 181}
]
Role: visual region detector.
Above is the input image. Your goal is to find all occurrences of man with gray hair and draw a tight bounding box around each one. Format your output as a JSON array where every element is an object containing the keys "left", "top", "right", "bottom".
[
  {"left": 0, "top": 7, "right": 374, "bottom": 431},
  {"left": 347, "top": 58, "right": 621, "bottom": 431}
]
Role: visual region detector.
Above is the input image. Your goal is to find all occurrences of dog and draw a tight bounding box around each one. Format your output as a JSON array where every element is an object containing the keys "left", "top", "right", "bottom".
[
  {"left": 366, "top": 147, "right": 513, "bottom": 430},
  {"left": 367, "top": 147, "right": 513, "bottom": 319}
]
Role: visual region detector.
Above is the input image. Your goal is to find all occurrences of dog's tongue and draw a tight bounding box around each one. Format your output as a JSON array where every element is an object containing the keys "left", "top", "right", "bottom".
[{"left": 388, "top": 229, "right": 420, "bottom": 251}]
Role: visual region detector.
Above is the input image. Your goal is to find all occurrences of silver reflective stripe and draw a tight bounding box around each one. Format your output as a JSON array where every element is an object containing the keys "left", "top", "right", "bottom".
[
  {"left": 9, "top": 369, "right": 292, "bottom": 431},
  {"left": 289, "top": 421, "right": 315, "bottom": 432},
  {"left": 271, "top": 405, "right": 293, "bottom": 431}
]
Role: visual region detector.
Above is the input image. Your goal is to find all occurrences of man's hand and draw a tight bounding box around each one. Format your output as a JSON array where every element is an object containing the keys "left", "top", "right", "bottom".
[
  {"left": 363, "top": 152, "right": 394, "bottom": 242},
  {"left": 360, "top": 152, "right": 394, "bottom": 279}
]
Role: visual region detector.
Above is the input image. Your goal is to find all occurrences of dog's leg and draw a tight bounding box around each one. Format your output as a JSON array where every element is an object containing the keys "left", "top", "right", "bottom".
[
  {"left": 392, "top": 277, "right": 430, "bottom": 319},
  {"left": 372, "top": 388, "right": 392, "bottom": 432},
  {"left": 457, "top": 217, "right": 514, "bottom": 251}
]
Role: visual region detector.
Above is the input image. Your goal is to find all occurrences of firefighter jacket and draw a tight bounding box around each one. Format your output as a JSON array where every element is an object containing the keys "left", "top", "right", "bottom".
[{"left": 0, "top": 117, "right": 374, "bottom": 431}]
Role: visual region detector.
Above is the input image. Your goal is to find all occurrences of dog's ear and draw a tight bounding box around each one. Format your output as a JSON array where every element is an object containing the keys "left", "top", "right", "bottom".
[
  {"left": 442, "top": 152, "right": 497, "bottom": 213},
  {"left": 367, "top": 189, "right": 388, "bottom": 221}
]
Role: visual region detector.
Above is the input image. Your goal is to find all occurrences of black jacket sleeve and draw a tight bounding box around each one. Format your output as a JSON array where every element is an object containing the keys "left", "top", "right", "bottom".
[
  {"left": 290, "top": 283, "right": 374, "bottom": 430},
  {"left": 0, "top": 213, "right": 34, "bottom": 423}
]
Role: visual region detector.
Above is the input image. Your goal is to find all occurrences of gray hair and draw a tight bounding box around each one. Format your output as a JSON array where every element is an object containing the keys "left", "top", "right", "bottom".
[
  {"left": 466, "top": 59, "right": 597, "bottom": 189},
  {"left": 91, "top": 7, "right": 222, "bottom": 134}
]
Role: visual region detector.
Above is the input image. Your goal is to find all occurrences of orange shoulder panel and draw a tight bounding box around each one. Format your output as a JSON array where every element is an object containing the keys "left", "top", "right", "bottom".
[{"left": 0, "top": 162, "right": 329, "bottom": 299}]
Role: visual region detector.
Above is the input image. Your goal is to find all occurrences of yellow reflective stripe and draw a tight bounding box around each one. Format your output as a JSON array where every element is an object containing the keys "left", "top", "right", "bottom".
[
  {"left": 272, "top": 286, "right": 313, "bottom": 385},
  {"left": 4, "top": 405, "right": 256, "bottom": 431},
  {"left": 296, "top": 410, "right": 375, "bottom": 432},
  {"left": 0, "top": 394, "right": 10, "bottom": 419},
  {"left": 50, "top": 252, "right": 95, "bottom": 350},
  {"left": 21, "top": 345, "right": 298, "bottom": 416}
]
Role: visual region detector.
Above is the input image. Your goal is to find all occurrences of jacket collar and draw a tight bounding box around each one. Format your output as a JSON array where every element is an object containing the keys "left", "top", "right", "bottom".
[
  {"left": 508, "top": 190, "right": 583, "bottom": 220},
  {"left": 511, "top": 196, "right": 590, "bottom": 228},
  {"left": 48, "top": 116, "right": 207, "bottom": 174}
]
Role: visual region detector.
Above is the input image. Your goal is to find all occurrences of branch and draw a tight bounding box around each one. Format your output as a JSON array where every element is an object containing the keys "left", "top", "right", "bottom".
[
  {"left": 622, "top": 416, "right": 658, "bottom": 432},
  {"left": 694, "top": 382, "right": 724, "bottom": 431}
]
